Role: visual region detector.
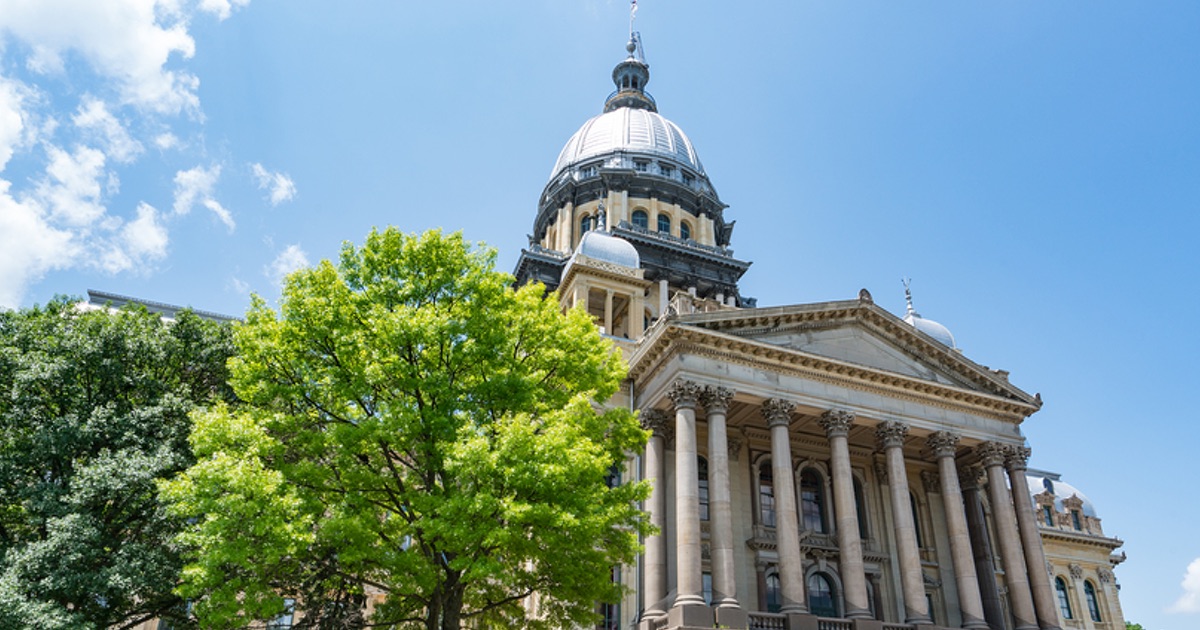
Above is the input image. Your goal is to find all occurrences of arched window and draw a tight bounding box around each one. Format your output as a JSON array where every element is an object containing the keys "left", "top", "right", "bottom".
[
  {"left": 1084, "top": 581, "right": 1102, "bottom": 622},
  {"left": 680, "top": 221, "right": 691, "bottom": 240},
  {"left": 698, "top": 456, "right": 709, "bottom": 521},
  {"left": 657, "top": 213, "right": 671, "bottom": 234},
  {"left": 765, "top": 573, "right": 782, "bottom": 613},
  {"left": 1055, "top": 577, "right": 1073, "bottom": 620},
  {"left": 759, "top": 460, "right": 776, "bottom": 527},
  {"left": 853, "top": 477, "right": 868, "bottom": 539},
  {"left": 632, "top": 209, "right": 648, "bottom": 229},
  {"left": 808, "top": 573, "right": 838, "bottom": 618},
  {"left": 800, "top": 469, "right": 826, "bottom": 533},
  {"left": 910, "top": 493, "right": 924, "bottom": 547},
  {"left": 581, "top": 215, "right": 593, "bottom": 234}
]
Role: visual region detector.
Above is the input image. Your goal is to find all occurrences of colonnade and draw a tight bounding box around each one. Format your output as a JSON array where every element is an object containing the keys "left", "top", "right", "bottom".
[{"left": 638, "top": 379, "right": 1061, "bottom": 630}]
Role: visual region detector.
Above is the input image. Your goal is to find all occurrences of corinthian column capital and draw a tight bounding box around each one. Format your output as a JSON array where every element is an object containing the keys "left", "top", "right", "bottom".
[
  {"left": 640, "top": 409, "right": 671, "bottom": 438},
  {"left": 819, "top": 409, "right": 856, "bottom": 438},
  {"left": 925, "top": 431, "right": 961, "bottom": 459},
  {"left": 701, "top": 385, "right": 735, "bottom": 414},
  {"left": 760, "top": 398, "right": 795, "bottom": 428},
  {"left": 668, "top": 379, "right": 702, "bottom": 410},
  {"left": 974, "top": 441, "right": 1010, "bottom": 468},
  {"left": 875, "top": 420, "right": 910, "bottom": 451},
  {"left": 1004, "top": 446, "right": 1032, "bottom": 473},
  {"left": 958, "top": 464, "right": 984, "bottom": 490}
]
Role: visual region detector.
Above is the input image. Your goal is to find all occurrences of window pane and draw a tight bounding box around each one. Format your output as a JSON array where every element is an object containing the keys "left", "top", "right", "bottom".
[
  {"left": 1056, "top": 577, "right": 1073, "bottom": 619},
  {"left": 657, "top": 214, "right": 670, "bottom": 233},
  {"left": 698, "top": 456, "right": 709, "bottom": 521},
  {"left": 801, "top": 469, "right": 825, "bottom": 533},
  {"left": 1085, "top": 581, "right": 1102, "bottom": 622},
  {"left": 766, "top": 574, "right": 782, "bottom": 613},
  {"left": 632, "top": 210, "right": 648, "bottom": 229},
  {"left": 680, "top": 222, "right": 691, "bottom": 240},
  {"left": 759, "top": 461, "right": 775, "bottom": 528},
  {"left": 808, "top": 573, "right": 838, "bottom": 618}
]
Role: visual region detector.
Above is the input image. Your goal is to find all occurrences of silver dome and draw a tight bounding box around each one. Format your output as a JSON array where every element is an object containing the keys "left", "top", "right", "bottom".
[
  {"left": 575, "top": 230, "right": 640, "bottom": 269},
  {"left": 904, "top": 312, "right": 957, "bottom": 349},
  {"left": 1025, "top": 470, "right": 1098, "bottom": 518},
  {"left": 549, "top": 107, "right": 705, "bottom": 181}
]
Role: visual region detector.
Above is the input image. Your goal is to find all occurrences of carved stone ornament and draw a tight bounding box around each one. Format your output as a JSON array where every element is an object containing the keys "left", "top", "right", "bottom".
[
  {"left": 668, "top": 379, "right": 702, "bottom": 410},
  {"left": 875, "top": 421, "right": 910, "bottom": 451},
  {"left": 1069, "top": 563, "right": 1083, "bottom": 580},
  {"left": 974, "top": 441, "right": 1010, "bottom": 468},
  {"left": 1098, "top": 568, "right": 1114, "bottom": 584},
  {"left": 701, "top": 385, "right": 734, "bottom": 414},
  {"left": 760, "top": 398, "right": 796, "bottom": 428},
  {"left": 639, "top": 408, "right": 670, "bottom": 438},
  {"left": 819, "top": 409, "right": 856, "bottom": 438},
  {"left": 874, "top": 458, "right": 889, "bottom": 484},
  {"left": 958, "top": 464, "right": 984, "bottom": 491},
  {"left": 1004, "top": 445, "right": 1032, "bottom": 472},
  {"left": 921, "top": 470, "right": 941, "bottom": 494},
  {"left": 926, "top": 431, "right": 961, "bottom": 459},
  {"left": 727, "top": 435, "right": 743, "bottom": 461}
]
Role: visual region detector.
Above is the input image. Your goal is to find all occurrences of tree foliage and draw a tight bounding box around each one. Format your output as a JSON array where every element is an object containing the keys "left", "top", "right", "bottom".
[
  {"left": 0, "top": 299, "right": 235, "bottom": 629},
  {"left": 163, "top": 228, "right": 651, "bottom": 630},
  {"left": 1125, "top": 623, "right": 1145, "bottom": 630}
]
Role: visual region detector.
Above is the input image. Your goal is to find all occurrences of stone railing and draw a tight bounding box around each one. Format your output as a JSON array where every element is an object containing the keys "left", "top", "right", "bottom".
[
  {"left": 816, "top": 618, "right": 852, "bottom": 630},
  {"left": 747, "top": 612, "right": 786, "bottom": 630}
]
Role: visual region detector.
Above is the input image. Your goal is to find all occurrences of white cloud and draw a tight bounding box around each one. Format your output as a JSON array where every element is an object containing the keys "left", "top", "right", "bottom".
[
  {"left": 1169, "top": 557, "right": 1200, "bottom": 613},
  {"left": 0, "top": 0, "right": 203, "bottom": 114},
  {"left": 122, "top": 202, "right": 168, "bottom": 260},
  {"left": 36, "top": 145, "right": 107, "bottom": 227},
  {"left": 73, "top": 97, "right": 143, "bottom": 162},
  {"left": 266, "top": 244, "right": 308, "bottom": 287},
  {"left": 0, "top": 182, "right": 76, "bottom": 308},
  {"left": 172, "top": 162, "right": 219, "bottom": 212},
  {"left": 250, "top": 162, "right": 296, "bottom": 206},
  {"left": 229, "top": 276, "right": 250, "bottom": 295},
  {"left": 198, "top": 0, "right": 250, "bottom": 21},
  {"left": 0, "top": 77, "right": 34, "bottom": 170},
  {"left": 153, "top": 132, "right": 179, "bottom": 150},
  {"left": 203, "top": 198, "right": 235, "bottom": 231}
]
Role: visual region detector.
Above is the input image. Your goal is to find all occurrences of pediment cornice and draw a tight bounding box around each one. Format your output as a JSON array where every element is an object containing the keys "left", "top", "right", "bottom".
[{"left": 630, "top": 299, "right": 1042, "bottom": 422}]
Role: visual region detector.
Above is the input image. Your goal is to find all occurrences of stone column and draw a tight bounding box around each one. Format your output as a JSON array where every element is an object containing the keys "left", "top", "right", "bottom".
[
  {"left": 927, "top": 432, "right": 988, "bottom": 630},
  {"left": 960, "top": 465, "right": 1006, "bottom": 630},
  {"left": 640, "top": 409, "right": 670, "bottom": 620},
  {"left": 604, "top": 290, "right": 614, "bottom": 335},
  {"left": 761, "top": 399, "right": 807, "bottom": 614},
  {"left": 1006, "top": 446, "right": 1061, "bottom": 630},
  {"left": 703, "top": 387, "right": 739, "bottom": 609},
  {"left": 669, "top": 380, "right": 706, "bottom": 611},
  {"left": 977, "top": 442, "right": 1038, "bottom": 630},
  {"left": 876, "top": 421, "right": 929, "bottom": 624},
  {"left": 818, "top": 410, "right": 870, "bottom": 619}
]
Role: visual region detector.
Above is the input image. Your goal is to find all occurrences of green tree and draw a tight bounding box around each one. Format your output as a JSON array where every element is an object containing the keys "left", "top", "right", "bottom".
[
  {"left": 163, "top": 229, "right": 650, "bottom": 630},
  {"left": 1125, "top": 622, "right": 1145, "bottom": 630},
  {"left": 0, "top": 299, "right": 235, "bottom": 629}
]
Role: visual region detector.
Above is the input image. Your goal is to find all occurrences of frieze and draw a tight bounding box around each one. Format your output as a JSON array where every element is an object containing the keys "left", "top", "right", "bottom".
[{"left": 1069, "top": 563, "right": 1083, "bottom": 580}]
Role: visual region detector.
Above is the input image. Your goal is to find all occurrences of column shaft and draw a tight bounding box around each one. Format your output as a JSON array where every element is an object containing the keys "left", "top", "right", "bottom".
[
  {"left": 670, "top": 381, "right": 705, "bottom": 608},
  {"left": 1007, "top": 447, "right": 1061, "bottom": 630},
  {"left": 762, "top": 399, "right": 807, "bottom": 614},
  {"left": 820, "top": 410, "right": 870, "bottom": 619},
  {"left": 704, "top": 387, "right": 739, "bottom": 609},
  {"left": 928, "top": 433, "right": 988, "bottom": 629},
  {"left": 877, "top": 422, "right": 929, "bottom": 624},
  {"left": 961, "top": 466, "right": 1006, "bottom": 630},
  {"left": 977, "top": 443, "right": 1038, "bottom": 630},
  {"left": 641, "top": 410, "right": 669, "bottom": 618}
]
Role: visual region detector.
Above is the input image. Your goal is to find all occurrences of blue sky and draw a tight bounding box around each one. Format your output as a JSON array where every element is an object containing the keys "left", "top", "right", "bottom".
[{"left": 1, "top": 2, "right": 1197, "bottom": 628}]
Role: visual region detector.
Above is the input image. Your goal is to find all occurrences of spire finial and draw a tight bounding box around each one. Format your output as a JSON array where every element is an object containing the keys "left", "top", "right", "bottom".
[
  {"left": 902, "top": 277, "right": 917, "bottom": 316},
  {"left": 629, "top": 0, "right": 638, "bottom": 44}
]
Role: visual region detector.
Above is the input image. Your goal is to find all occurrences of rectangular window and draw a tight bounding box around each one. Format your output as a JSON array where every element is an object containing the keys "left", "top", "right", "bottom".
[
  {"left": 1043, "top": 506, "right": 1054, "bottom": 526},
  {"left": 634, "top": 160, "right": 649, "bottom": 172},
  {"left": 1071, "top": 510, "right": 1083, "bottom": 530},
  {"left": 266, "top": 599, "right": 295, "bottom": 629}
]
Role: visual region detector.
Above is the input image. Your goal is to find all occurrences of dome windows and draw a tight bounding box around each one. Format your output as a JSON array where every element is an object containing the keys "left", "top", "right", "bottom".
[
  {"left": 631, "top": 209, "right": 649, "bottom": 230},
  {"left": 656, "top": 214, "right": 671, "bottom": 234},
  {"left": 580, "top": 215, "right": 594, "bottom": 235},
  {"left": 680, "top": 221, "right": 692, "bottom": 241}
]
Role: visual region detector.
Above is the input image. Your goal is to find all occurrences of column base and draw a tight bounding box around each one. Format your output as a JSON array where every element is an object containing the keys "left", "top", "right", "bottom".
[
  {"left": 668, "top": 602, "right": 713, "bottom": 629},
  {"left": 714, "top": 605, "right": 748, "bottom": 629}
]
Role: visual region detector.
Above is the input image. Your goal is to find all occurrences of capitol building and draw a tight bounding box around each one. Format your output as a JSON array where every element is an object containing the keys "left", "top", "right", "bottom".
[{"left": 511, "top": 31, "right": 1127, "bottom": 630}]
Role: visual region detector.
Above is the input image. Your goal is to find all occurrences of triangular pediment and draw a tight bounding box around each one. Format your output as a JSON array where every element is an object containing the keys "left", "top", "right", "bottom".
[
  {"left": 635, "top": 298, "right": 1039, "bottom": 410},
  {"left": 748, "top": 324, "right": 970, "bottom": 388}
]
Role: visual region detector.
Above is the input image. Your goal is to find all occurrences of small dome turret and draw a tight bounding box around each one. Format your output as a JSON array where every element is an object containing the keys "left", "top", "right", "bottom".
[{"left": 902, "top": 280, "right": 957, "bottom": 350}]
